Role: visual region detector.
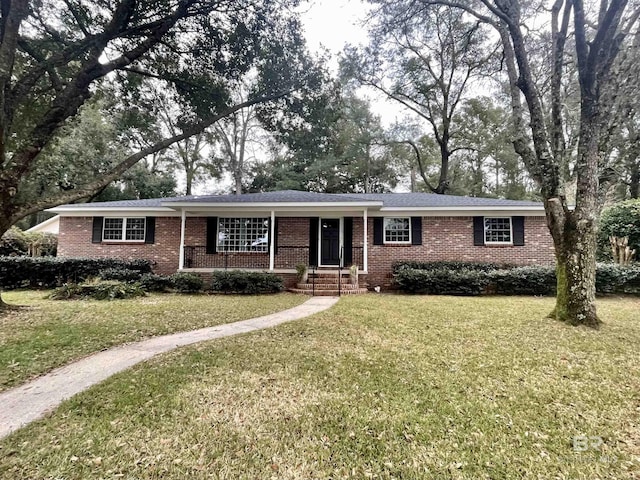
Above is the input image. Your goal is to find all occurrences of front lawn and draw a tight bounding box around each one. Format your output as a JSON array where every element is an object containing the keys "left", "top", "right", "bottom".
[
  {"left": 1, "top": 295, "right": 639, "bottom": 479},
  {"left": 0, "top": 290, "right": 306, "bottom": 391}
]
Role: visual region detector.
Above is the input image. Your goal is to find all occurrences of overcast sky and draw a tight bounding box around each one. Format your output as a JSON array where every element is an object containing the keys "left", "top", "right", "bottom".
[{"left": 299, "top": 0, "right": 369, "bottom": 60}]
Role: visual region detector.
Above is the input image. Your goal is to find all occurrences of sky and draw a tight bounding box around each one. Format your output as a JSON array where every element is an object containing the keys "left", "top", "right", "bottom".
[
  {"left": 299, "top": 0, "right": 369, "bottom": 60},
  {"left": 299, "top": 0, "right": 410, "bottom": 126}
]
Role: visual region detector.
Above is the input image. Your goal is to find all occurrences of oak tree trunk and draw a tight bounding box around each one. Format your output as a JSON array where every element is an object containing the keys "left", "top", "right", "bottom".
[{"left": 548, "top": 208, "right": 600, "bottom": 328}]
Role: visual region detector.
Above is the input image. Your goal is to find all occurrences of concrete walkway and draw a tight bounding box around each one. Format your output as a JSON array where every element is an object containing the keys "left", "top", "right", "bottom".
[{"left": 0, "top": 296, "right": 339, "bottom": 440}]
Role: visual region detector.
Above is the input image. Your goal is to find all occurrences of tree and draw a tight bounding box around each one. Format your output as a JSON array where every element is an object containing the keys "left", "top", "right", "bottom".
[
  {"left": 342, "top": 3, "right": 499, "bottom": 193},
  {"left": 250, "top": 92, "right": 399, "bottom": 193},
  {"left": 413, "top": 0, "right": 640, "bottom": 327},
  {"left": 453, "top": 97, "right": 532, "bottom": 199},
  {"left": 0, "top": 0, "right": 320, "bottom": 238}
]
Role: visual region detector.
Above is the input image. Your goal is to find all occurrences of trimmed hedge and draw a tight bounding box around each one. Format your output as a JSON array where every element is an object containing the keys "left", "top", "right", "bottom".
[
  {"left": 393, "top": 261, "right": 640, "bottom": 296},
  {"left": 491, "top": 266, "right": 557, "bottom": 296},
  {"left": 394, "top": 268, "right": 491, "bottom": 295},
  {"left": 99, "top": 268, "right": 144, "bottom": 282},
  {"left": 393, "top": 260, "right": 511, "bottom": 274},
  {"left": 139, "top": 273, "right": 174, "bottom": 292},
  {"left": 49, "top": 280, "right": 146, "bottom": 300},
  {"left": 169, "top": 272, "right": 204, "bottom": 293},
  {"left": 0, "top": 257, "right": 152, "bottom": 289},
  {"left": 211, "top": 271, "right": 284, "bottom": 294}
]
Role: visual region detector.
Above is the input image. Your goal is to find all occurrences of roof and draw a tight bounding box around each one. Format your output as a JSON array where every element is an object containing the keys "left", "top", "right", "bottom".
[
  {"left": 51, "top": 190, "right": 542, "bottom": 211},
  {"left": 26, "top": 215, "right": 60, "bottom": 234}
]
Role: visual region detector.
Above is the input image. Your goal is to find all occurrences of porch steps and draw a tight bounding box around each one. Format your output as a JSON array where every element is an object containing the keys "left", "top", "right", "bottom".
[{"left": 289, "top": 271, "right": 368, "bottom": 296}]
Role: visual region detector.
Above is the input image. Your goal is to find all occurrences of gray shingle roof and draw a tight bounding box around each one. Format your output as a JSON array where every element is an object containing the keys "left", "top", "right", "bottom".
[
  {"left": 341, "top": 192, "right": 542, "bottom": 207},
  {"left": 55, "top": 190, "right": 542, "bottom": 209},
  {"left": 165, "top": 190, "right": 374, "bottom": 204}
]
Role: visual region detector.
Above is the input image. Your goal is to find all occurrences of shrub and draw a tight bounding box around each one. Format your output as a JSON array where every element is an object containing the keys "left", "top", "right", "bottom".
[
  {"left": 169, "top": 272, "right": 204, "bottom": 293},
  {"left": 392, "top": 260, "right": 510, "bottom": 274},
  {"left": 99, "top": 268, "right": 143, "bottom": 282},
  {"left": 598, "top": 199, "right": 640, "bottom": 261},
  {"left": 394, "top": 268, "right": 490, "bottom": 295},
  {"left": 596, "top": 263, "right": 640, "bottom": 294},
  {"left": 0, "top": 257, "right": 152, "bottom": 290},
  {"left": 211, "top": 270, "right": 284, "bottom": 294},
  {"left": 0, "top": 227, "right": 29, "bottom": 256},
  {"left": 393, "top": 261, "right": 640, "bottom": 296},
  {"left": 490, "top": 266, "right": 556, "bottom": 296},
  {"left": 139, "top": 273, "right": 173, "bottom": 292},
  {"left": 49, "top": 280, "right": 146, "bottom": 300}
]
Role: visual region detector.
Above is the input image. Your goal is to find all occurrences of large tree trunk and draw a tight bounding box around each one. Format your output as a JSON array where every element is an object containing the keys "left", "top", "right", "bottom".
[{"left": 547, "top": 203, "right": 600, "bottom": 328}]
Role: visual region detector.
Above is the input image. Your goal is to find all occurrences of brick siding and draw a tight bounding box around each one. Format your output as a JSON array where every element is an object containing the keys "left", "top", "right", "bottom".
[
  {"left": 57, "top": 214, "right": 555, "bottom": 285},
  {"left": 57, "top": 216, "right": 180, "bottom": 275}
]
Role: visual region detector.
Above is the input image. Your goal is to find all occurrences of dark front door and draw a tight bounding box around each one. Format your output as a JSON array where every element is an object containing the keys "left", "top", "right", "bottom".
[{"left": 320, "top": 219, "right": 340, "bottom": 265}]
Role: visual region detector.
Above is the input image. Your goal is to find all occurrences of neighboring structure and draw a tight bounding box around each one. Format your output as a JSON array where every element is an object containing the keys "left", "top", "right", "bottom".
[
  {"left": 51, "top": 190, "right": 555, "bottom": 288},
  {"left": 26, "top": 215, "right": 60, "bottom": 235}
]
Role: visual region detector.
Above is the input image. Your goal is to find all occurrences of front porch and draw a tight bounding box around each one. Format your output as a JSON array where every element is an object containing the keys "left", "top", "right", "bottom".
[
  {"left": 182, "top": 245, "right": 365, "bottom": 271},
  {"left": 177, "top": 214, "right": 370, "bottom": 273}
]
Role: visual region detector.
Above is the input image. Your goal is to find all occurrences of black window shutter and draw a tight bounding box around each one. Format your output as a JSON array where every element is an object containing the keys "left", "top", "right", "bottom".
[
  {"left": 308, "top": 217, "right": 319, "bottom": 266},
  {"left": 145, "top": 217, "right": 156, "bottom": 244},
  {"left": 512, "top": 216, "right": 525, "bottom": 246},
  {"left": 473, "top": 217, "right": 485, "bottom": 246},
  {"left": 411, "top": 217, "right": 422, "bottom": 245},
  {"left": 272, "top": 217, "right": 279, "bottom": 255},
  {"left": 373, "top": 217, "right": 384, "bottom": 245},
  {"left": 92, "top": 217, "right": 104, "bottom": 243},
  {"left": 343, "top": 217, "right": 353, "bottom": 265},
  {"left": 206, "top": 217, "right": 218, "bottom": 254}
]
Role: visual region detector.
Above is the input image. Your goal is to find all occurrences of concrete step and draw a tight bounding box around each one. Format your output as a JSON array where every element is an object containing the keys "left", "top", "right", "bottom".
[
  {"left": 289, "top": 287, "right": 368, "bottom": 296},
  {"left": 296, "top": 282, "right": 362, "bottom": 290}
]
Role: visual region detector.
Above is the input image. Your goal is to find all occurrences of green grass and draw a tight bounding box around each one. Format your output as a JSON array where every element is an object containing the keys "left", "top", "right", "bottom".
[
  {"left": 0, "top": 290, "right": 306, "bottom": 391},
  {"left": 1, "top": 295, "right": 639, "bottom": 479}
]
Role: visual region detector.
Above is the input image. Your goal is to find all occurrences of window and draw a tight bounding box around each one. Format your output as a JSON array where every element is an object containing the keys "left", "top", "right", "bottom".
[
  {"left": 217, "top": 217, "right": 269, "bottom": 252},
  {"left": 484, "top": 217, "right": 512, "bottom": 244},
  {"left": 384, "top": 217, "right": 411, "bottom": 244},
  {"left": 103, "top": 217, "right": 146, "bottom": 242}
]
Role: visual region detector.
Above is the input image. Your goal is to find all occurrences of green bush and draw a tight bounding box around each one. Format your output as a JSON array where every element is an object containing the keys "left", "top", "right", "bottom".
[
  {"left": 49, "top": 280, "right": 146, "bottom": 300},
  {"left": 99, "top": 268, "right": 144, "bottom": 282},
  {"left": 169, "top": 272, "right": 204, "bottom": 293},
  {"left": 490, "top": 266, "right": 557, "bottom": 296},
  {"left": 211, "top": 270, "right": 284, "bottom": 294},
  {"left": 139, "top": 273, "right": 173, "bottom": 292},
  {"left": 0, "top": 227, "right": 29, "bottom": 256},
  {"left": 596, "top": 263, "right": 640, "bottom": 294},
  {"left": 392, "top": 260, "right": 510, "bottom": 274},
  {"left": 393, "top": 261, "right": 640, "bottom": 296},
  {"left": 0, "top": 257, "right": 152, "bottom": 290},
  {"left": 394, "top": 268, "right": 491, "bottom": 295},
  {"left": 598, "top": 199, "right": 640, "bottom": 261}
]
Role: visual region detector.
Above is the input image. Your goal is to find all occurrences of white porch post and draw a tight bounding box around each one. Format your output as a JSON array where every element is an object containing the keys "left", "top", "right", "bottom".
[
  {"left": 269, "top": 210, "right": 275, "bottom": 271},
  {"left": 363, "top": 208, "right": 368, "bottom": 273},
  {"left": 178, "top": 209, "right": 186, "bottom": 270}
]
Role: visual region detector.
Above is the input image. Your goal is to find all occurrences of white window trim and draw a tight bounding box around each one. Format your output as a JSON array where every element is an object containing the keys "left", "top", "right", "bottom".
[
  {"left": 383, "top": 217, "right": 412, "bottom": 245},
  {"left": 216, "top": 217, "right": 270, "bottom": 254},
  {"left": 102, "top": 217, "right": 146, "bottom": 243},
  {"left": 484, "top": 216, "right": 513, "bottom": 245}
]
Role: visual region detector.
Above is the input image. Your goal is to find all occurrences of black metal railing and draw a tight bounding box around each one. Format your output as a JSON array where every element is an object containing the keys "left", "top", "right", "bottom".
[
  {"left": 183, "top": 246, "right": 269, "bottom": 269},
  {"left": 182, "top": 245, "right": 364, "bottom": 271}
]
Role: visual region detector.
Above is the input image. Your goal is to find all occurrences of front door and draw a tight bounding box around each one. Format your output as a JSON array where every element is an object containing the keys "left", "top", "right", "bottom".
[{"left": 320, "top": 218, "right": 340, "bottom": 265}]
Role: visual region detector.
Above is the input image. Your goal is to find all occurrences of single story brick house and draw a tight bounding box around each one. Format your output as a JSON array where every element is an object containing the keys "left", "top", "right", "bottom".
[{"left": 50, "top": 190, "right": 555, "bottom": 288}]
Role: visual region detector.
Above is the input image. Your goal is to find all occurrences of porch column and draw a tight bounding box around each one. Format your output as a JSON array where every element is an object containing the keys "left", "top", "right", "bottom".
[
  {"left": 178, "top": 209, "right": 186, "bottom": 270},
  {"left": 363, "top": 208, "right": 368, "bottom": 272},
  {"left": 269, "top": 210, "right": 275, "bottom": 271}
]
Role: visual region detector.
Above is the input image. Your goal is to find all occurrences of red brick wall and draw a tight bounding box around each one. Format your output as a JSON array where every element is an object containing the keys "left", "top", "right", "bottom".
[
  {"left": 364, "top": 216, "right": 555, "bottom": 287},
  {"left": 57, "top": 215, "right": 555, "bottom": 283},
  {"left": 57, "top": 216, "right": 181, "bottom": 275}
]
